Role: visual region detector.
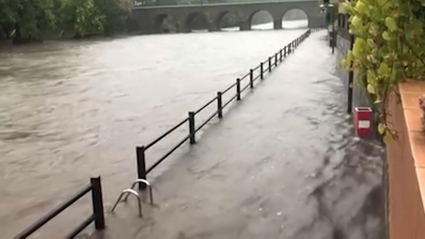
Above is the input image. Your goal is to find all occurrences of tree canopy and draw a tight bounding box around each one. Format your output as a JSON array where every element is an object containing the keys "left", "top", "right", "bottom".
[{"left": 0, "top": 0, "right": 132, "bottom": 42}]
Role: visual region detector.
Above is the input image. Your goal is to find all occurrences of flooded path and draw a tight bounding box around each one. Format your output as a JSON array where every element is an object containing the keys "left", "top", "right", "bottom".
[{"left": 88, "top": 31, "right": 385, "bottom": 239}]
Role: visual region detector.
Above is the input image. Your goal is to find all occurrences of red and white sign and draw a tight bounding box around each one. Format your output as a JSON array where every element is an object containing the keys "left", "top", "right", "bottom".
[{"left": 354, "top": 107, "right": 372, "bottom": 138}]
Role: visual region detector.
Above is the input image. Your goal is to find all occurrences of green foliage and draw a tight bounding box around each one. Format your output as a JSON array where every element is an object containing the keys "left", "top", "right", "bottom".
[
  {"left": 342, "top": 0, "right": 425, "bottom": 144},
  {"left": 0, "top": 0, "right": 131, "bottom": 41},
  {"left": 94, "top": 0, "right": 132, "bottom": 36},
  {"left": 0, "top": 0, "right": 17, "bottom": 23},
  {"left": 62, "top": 0, "right": 104, "bottom": 37}
]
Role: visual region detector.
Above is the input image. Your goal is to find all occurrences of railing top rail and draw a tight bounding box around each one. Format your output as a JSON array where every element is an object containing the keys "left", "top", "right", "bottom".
[
  {"left": 240, "top": 72, "right": 250, "bottom": 81},
  {"left": 222, "top": 82, "right": 237, "bottom": 94},
  {"left": 195, "top": 96, "right": 218, "bottom": 115},
  {"left": 145, "top": 117, "right": 189, "bottom": 150},
  {"left": 15, "top": 183, "right": 92, "bottom": 238},
  {"left": 147, "top": 134, "right": 191, "bottom": 173}
]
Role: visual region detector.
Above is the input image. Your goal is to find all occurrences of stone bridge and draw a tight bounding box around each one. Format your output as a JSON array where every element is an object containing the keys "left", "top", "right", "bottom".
[{"left": 128, "top": 0, "right": 326, "bottom": 34}]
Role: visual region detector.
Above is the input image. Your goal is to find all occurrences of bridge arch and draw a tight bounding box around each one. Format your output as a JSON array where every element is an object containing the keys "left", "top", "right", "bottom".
[
  {"left": 129, "top": 0, "right": 326, "bottom": 34},
  {"left": 249, "top": 10, "right": 274, "bottom": 30},
  {"left": 280, "top": 8, "right": 309, "bottom": 29},
  {"left": 184, "top": 12, "right": 210, "bottom": 32},
  {"left": 216, "top": 11, "right": 241, "bottom": 31},
  {"left": 153, "top": 14, "right": 169, "bottom": 33}
]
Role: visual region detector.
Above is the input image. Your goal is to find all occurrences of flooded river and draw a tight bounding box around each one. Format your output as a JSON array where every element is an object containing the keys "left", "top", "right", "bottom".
[
  {"left": 0, "top": 21, "right": 385, "bottom": 239},
  {"left": 0, "top": 22, "right": 314, "bottom": 238}
]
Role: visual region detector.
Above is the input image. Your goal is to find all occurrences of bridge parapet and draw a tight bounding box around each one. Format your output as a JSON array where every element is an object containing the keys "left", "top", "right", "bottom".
[{"left": 128, "top": 0, "right": 325, "bottom": 34}]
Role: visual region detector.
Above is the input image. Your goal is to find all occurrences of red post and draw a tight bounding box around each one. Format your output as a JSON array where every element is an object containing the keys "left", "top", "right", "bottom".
[{"left": 354, "top": 107, "right": 372, "bottom": 138}]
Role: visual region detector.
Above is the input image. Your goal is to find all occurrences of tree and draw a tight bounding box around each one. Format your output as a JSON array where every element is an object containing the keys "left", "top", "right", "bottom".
[
  {"left": 0, "top": 0, "right": 132, "bottom": 42},
  {"left": 94, "top": 0, "right": 132, "bottom": 36},
  {"left": 60, "top": 0, "right": 104, "bottom": 38},
  {"left": 0, "top": 0, "right": 17, "bottom": 38}
]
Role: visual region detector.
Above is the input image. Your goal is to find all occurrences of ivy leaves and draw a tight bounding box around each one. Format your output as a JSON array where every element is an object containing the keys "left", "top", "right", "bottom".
[
  {"left": 385, "top": 17, "right": 397, "bottom": 31},
  {"left": 342, "top": 0, "right": 425, "bottom": 144}
]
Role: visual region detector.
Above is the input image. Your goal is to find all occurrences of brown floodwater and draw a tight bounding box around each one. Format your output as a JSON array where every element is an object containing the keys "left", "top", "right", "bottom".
[{"left": 0, "top": 24, "right": 313, "bottom": 238}]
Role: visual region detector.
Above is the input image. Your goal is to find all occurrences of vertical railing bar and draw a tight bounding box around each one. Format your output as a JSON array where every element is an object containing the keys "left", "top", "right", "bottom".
[
  {"left": 91, "top": 176, "right": 105, "bottom": 230},
  {"left": 189, "top": 112, "right": 196, "bottom": 144},
  {"left": 136, "top": 146, "right": 147, "bottom": 188},
  {"left": 268, "top": 57, "right": 272, "bottom": 72},
  {"left": 280, "top": 49, "right": 283, "bottom": 62},
  {"left": 217, "top": 92, "right": 223, "bottom": 119},
  {"left": 236, "top": 78, "right": 241, "bottom": 100},
  {"left": 275, "top": 53, "right": 278, "bottom": 67},
  {"left": 250, "top": 69, "right": 254, "bottom": 88},
  {"left": 260, "top": 62, "right": 264, "bottom": 80}
]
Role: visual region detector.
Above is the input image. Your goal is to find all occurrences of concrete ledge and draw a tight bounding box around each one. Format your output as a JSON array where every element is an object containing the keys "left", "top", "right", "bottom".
[{"left": 387, "top": 81, "right": 425, "bottom": 239}]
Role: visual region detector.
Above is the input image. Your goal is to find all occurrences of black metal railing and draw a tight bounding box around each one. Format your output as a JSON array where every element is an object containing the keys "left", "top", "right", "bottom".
[
  {"left": 135, "top": 29, "right": 311, "bottom": 190},
  {"left": 15, "top": 177, "right": 105, "bottom": 239}
]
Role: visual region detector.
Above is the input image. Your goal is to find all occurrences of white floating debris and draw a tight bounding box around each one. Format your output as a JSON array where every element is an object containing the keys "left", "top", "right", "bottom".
[{"left": 277, "top": 212, "right": 282, "bottom": 216}]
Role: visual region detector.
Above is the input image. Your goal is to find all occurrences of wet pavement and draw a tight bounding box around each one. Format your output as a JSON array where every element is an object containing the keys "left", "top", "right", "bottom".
[{"left": 86, "top": 31, "right": 385, "bottom": 239}]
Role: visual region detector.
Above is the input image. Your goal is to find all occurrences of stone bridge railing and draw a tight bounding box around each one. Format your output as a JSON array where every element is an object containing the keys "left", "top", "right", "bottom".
[{"left": 128, "top": 0, "right": 325, "bottom": 34}]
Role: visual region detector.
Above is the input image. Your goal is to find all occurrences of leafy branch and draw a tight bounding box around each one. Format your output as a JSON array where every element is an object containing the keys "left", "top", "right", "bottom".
[{"left": 341, "top": 0, "right": 425, "bottom": 144}]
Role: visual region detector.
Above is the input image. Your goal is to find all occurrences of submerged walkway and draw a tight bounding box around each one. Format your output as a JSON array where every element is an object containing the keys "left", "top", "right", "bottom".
[{"left": 87, "top": 31, "right": 384, "bottom": 239}]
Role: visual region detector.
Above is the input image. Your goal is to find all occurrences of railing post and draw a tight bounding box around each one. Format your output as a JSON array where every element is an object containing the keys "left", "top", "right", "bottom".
[
  {"left": 188, "top": 111, "right": 196, "bottom": 145},
  {"left": 236, "top": 78, "right": 241, "bottom": 100},
  {"left": 217, "top": 92, "right": 223, "bottom": 119},
  {"left": 279, "top": 49, "right": 282, "bottom": 62},
  {"left": 274, "top": 53, "right": 278, "bottom": 67},
  {"left": 136, "top": 146, "right": 147, "bottom": 190},
  {"left": 348, "top": 34, "right": 354, "bottom": 114},
  {"left": 268, "top": 57, "right": 272, "bottom": 72},
  {"left": 249, "top": 69, "right": 254, "bottom": 88},
  {"left": 284, "top": 46, "right": 287, "bottom": 57},
  {"left": 260, "top": 62, "right": 264, "bottom": 80},
  {"left": 91, "top": 177, "right": 105, "bottom": 230}
]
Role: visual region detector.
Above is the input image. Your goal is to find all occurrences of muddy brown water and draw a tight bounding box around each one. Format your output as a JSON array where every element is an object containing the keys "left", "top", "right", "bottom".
[{"left": 0, "top": 25, "right": 384, "bottom": 239}]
